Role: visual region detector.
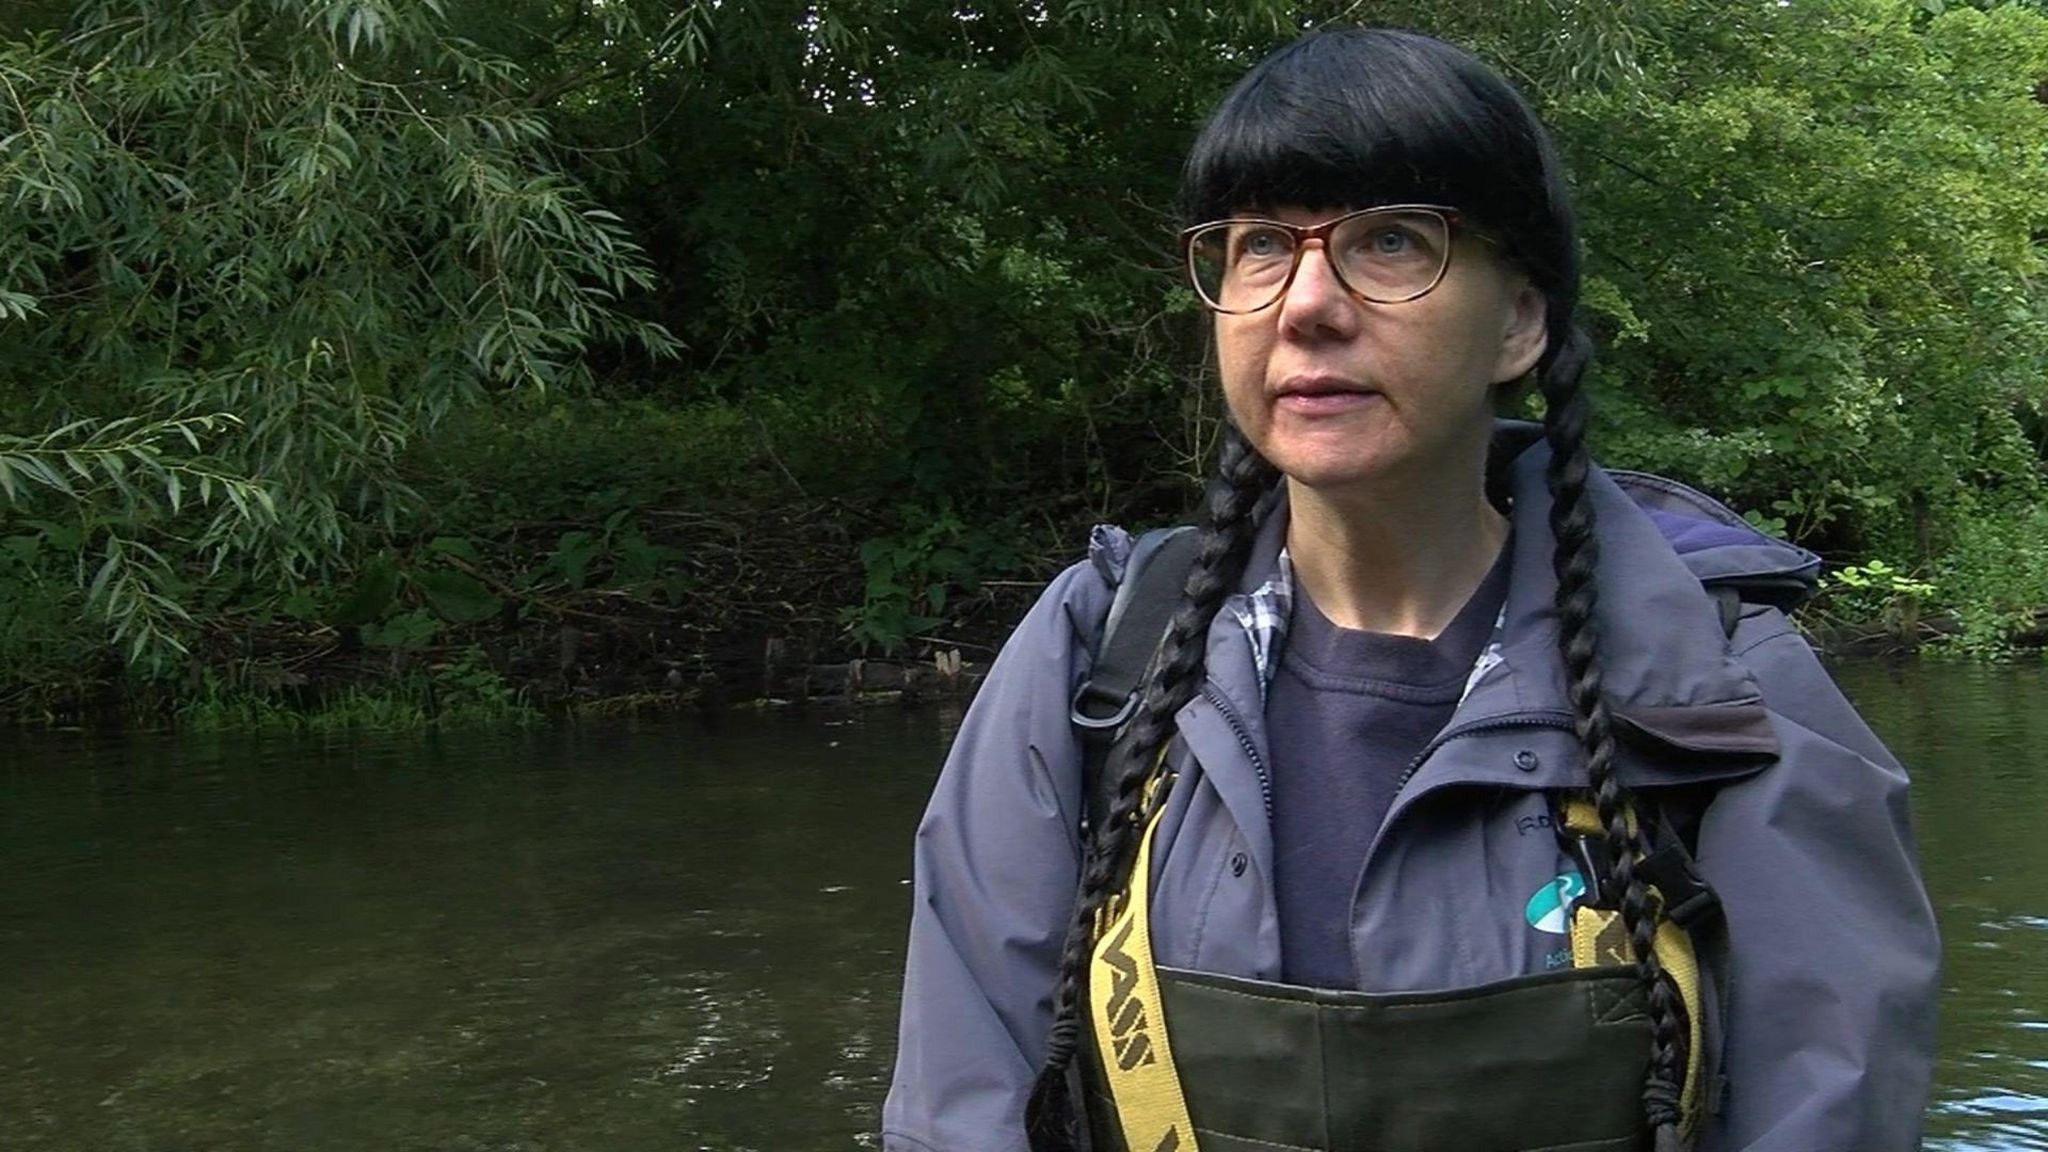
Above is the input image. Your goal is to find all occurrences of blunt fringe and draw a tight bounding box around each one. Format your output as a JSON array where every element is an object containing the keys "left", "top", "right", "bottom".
[{"left": 1181, "top": 26, "right": 1581, "bottom": 376}]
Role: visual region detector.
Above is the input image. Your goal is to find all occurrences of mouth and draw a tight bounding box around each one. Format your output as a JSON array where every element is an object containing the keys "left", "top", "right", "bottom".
[
  {"left": 1274, "top": 374, "right": 1375, "bottom": 398},
  {"left": 1272, "top": 375, "right": 1381, "bottom": 413}
]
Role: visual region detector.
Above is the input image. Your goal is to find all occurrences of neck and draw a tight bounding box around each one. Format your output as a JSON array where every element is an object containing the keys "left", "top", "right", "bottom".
[{"left": 1284, "top": 453, "right": 1507, "bottom": 639}]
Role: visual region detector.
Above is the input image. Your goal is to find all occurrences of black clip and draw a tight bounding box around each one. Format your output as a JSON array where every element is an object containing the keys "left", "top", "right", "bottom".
[
  {"left": 1070, "top": 681, "right": 1137, "bottom": 737},
  {"left": 1571, "top": 833, "right": 1618, "bottom": 908},
  {"left": 1639, "top": 841, "right": 1720, "bottom": 929}
]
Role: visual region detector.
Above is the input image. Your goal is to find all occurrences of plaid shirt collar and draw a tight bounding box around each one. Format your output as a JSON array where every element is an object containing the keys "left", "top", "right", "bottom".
[
  {"left": 1223, "top": 545, "right": 1508, "bottom": 708},
  {"left": 1225, "top": 547, "right": 1295, "bottom": 699}
]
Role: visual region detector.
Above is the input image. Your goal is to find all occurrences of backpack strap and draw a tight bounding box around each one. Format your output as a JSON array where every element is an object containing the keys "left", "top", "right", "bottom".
[
  {"left": 1709, "top": 584, "right": 1742, "bottom": 640},
  {"left": 1072, "top": 525, "right": 1201, "bottom": 837}
]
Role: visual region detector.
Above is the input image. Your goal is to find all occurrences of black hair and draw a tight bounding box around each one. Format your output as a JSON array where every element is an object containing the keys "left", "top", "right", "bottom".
[
  {"left": 1023, "top": 420, "right": 1276, "bottom": 1149},
  {"left": 1027, "top": 25, "right": 1692, "bottom": 1152},
  {"left": 1181, "top": 28, "right": 1578, "bottom": 304}
]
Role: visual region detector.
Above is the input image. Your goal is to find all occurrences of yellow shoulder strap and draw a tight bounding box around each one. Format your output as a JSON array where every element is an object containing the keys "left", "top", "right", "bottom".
[
  {"left": 1560, "top": 796, "right": 1707, "bottom": 1139},
  {"left": 1089, "top": 791, "right": 1198, "bottom": 1152}
]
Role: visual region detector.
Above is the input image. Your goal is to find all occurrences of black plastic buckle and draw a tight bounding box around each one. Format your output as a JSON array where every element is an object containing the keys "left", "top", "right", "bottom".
[
  {"left": 1571, "top": 833, "right": 1618, "bottom": 908},
  {"left": 1639, "top": 842, "right": 1721, "bottom": 929},
  {"left": 1070, "top": 681, "right": 1137, "bottom": 736}
]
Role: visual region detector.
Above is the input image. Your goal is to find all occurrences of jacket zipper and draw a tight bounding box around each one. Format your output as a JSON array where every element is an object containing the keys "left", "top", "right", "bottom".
[
  {"left": 1200, "top": 685, "right": 1273, "bottom": 820},
  {"left": 1393, "top": 709, "right": 1579, "bottom": 795},
  {"left": 1371, "top": 708, "right": 1580, "bottom": 881}
]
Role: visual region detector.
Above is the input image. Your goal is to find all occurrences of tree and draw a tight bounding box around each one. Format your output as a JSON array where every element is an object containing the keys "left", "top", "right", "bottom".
[
  {"left": 1544, "top": 0, "right": 2048, "bottom": 561},
  {"left": 0, "top": 0, "right": 674, "bottom": 661}
]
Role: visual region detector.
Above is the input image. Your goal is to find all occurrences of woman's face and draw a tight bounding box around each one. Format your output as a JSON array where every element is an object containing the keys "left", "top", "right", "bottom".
[{"left": 1213, "top": 205, "right": 1549, "bottom": 497}]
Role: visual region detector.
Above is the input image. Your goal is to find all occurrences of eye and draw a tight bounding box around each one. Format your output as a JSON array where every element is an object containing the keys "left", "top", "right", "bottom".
[
  {"left": 1359, "top": 222, "right": 1441, "bottom": 262},
  {"left": 1370, "top": 227, "right": 1412, "bottom": 254},
  {"left": 1234, "top": 226, "right": 1292, "bottom": 262},
  {"left": 1335, "top": 210, "right": 1448, "bottom": 268}
]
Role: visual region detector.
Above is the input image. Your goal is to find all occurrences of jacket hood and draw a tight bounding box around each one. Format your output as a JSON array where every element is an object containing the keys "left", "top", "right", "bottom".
[{"left": 1493, "top": 421, "right": 1822, "bottom": 609}]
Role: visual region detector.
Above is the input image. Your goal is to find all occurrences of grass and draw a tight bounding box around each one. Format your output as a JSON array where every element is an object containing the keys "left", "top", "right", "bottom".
[{"left": 174, "top": 656, "right": 537, "bottom": 733}]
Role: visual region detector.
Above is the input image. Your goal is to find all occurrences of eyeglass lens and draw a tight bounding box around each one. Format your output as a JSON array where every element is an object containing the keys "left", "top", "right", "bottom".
[{"left": 1186, "top": 210, "right": 1451, "bottom": 312}]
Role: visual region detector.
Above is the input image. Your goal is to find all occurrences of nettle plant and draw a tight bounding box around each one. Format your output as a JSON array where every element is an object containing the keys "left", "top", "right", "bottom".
[{"left": 1818, "top": 559, "right": 1939, "bottom": 641}]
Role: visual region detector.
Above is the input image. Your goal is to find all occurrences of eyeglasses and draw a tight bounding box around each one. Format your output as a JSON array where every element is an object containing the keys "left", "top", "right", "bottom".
[{"left": 1180, "top": 205, "right": 1467, "bottom": 314}]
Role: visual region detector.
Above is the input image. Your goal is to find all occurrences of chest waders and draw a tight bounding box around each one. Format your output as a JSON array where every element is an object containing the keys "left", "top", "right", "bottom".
[{"left": 1078, "top": 784, "right": 1706, "bottom": 1152}]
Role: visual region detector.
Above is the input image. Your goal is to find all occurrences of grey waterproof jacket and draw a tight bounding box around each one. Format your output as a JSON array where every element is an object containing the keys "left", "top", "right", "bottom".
[{"left": 883, "top": 426, "right": 1941, "bottom": 1152}]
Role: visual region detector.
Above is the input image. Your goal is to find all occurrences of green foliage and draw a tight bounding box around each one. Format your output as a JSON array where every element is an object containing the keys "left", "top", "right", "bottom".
[
  {"left": 1934, "top": 505, "right": 2048, "bottom": 654},
  {"left": 0, "top": 413, "right": 276, "bottom": 661},
  {"left": 1545, "top": 0, "right": 2048, "bottom": 560},
  {"left": 176, "top": 648, "right": 533, "bottom": 732},
  {"left": 1815, "top": 557, "right": 1939, "bottom": 641},
  {"left": 520, "top": 1, "right": 1308, "bottom": 513},
  {"left": 529, "top": 0, "right": 2048, "bottom": 604},
  {"left": 1827, "top": 559, "right": 1937, "bottom": 601},
  {"left": 0, "top": 518, "right": 99, "bottom": 699},
  {"left": 525, "top": 510, "right": 688, "bottom": 603},
  {"left": 842, "top": 501, "right": 1020, "bottom": 655},
  {"left": 0, "top": 0, "right": 673, "bottom": 664},
  {"left": 8, "top": 0, "right": 2048, "bottom": 719}
]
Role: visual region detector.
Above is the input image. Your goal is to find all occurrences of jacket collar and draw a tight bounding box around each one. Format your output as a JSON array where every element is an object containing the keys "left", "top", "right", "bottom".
[
  {"left": 1215, "top": 421, "right": 1785, "bottom": 770},
  {"left": 1483, "top": 423, "right": 1780, "bottom": 763}
]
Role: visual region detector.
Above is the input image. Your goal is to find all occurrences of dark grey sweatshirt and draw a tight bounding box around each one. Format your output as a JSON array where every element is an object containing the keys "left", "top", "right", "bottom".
[{"left": 1267, "top": 545, "right": 1511, "bottom": 988}]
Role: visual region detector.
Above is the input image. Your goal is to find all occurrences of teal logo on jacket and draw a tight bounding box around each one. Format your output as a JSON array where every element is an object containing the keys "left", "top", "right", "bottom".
[{"left": 1525, "top": 872, "right": 1586, "bottom": 935}]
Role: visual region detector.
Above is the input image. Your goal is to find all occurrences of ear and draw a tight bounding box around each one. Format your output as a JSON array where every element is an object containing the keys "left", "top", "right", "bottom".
[{"left": 1492, "top": 280, "right": 1550, "bottom": 385}]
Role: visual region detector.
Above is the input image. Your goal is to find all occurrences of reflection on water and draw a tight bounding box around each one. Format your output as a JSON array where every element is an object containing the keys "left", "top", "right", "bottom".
[
  {"left": 1832, "top": 662, "right": 2048, "bottom": 1152},
  {"left": 0, "top": 663, "right": 2042, "bottom": 1149},
  {"left": 0, "top": 716, "right": 943, "bottom": 1151}
]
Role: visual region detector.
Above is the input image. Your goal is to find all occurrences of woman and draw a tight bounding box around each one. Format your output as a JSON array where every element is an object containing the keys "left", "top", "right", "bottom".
[{"left": 884, "top": 26, "right": 1939, "bottom": 1152}]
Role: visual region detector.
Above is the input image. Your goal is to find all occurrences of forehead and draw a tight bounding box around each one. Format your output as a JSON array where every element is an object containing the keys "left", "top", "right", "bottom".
[
  {"left": 1208, "top": 206, "right": 1464, "bottom": 244},
  {"left": 1216, "top": 200, "right": 1457, "bottom": 223}
]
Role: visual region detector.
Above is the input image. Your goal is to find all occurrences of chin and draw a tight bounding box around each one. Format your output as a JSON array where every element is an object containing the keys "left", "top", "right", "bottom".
[{"left": 1275, "top": 456, "right": 1398, "bottom": 494}]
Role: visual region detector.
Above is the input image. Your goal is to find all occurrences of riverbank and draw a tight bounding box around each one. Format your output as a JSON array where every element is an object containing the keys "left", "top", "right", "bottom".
[
  {"left": 5, "top": 556, "right": 1991, "bottom": 732},
  {"left": 0, "top": 395, "right": 2011, "bottom": 733},
  {"left": 0, "top": 533, "right": 1026, "bottom": 730}
]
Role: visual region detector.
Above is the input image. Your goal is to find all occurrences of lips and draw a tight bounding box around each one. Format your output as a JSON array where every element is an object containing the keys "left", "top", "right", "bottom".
[
  {"left": 1273, "top": 375, "right": 1380, "bottom": 414},
  {"left": 1274, "top": 374, "right": 1374, "bottom": 398}
]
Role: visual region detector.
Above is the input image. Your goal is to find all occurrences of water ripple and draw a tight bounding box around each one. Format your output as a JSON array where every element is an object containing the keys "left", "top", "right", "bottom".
[{"left": 1938, "top": 1090, "right": 2048, "bottom": 1118}]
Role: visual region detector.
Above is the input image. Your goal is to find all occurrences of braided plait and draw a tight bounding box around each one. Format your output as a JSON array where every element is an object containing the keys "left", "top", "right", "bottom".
[
  {"left": 1023, "top": 423, "right": 1278, "bottom": 1152},
  {"left": 1539, "top": 328, "right": 1690, "bottom": 1152}
]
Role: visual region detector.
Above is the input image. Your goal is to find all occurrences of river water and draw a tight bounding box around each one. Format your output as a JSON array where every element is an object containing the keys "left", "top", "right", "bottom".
[{"left": 0, "top": 661, "right": 2042, "bottom": 1150}]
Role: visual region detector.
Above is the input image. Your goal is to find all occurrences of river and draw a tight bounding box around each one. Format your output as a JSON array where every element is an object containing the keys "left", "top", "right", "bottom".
[{"left": 0, "top": 660, "right": 2042, "bottom": 1150}]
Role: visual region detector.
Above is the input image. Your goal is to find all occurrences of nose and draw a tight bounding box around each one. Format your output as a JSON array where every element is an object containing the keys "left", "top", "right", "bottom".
[{"left": 1274, "top": 240, "right": 1360, "bottom": 337}]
